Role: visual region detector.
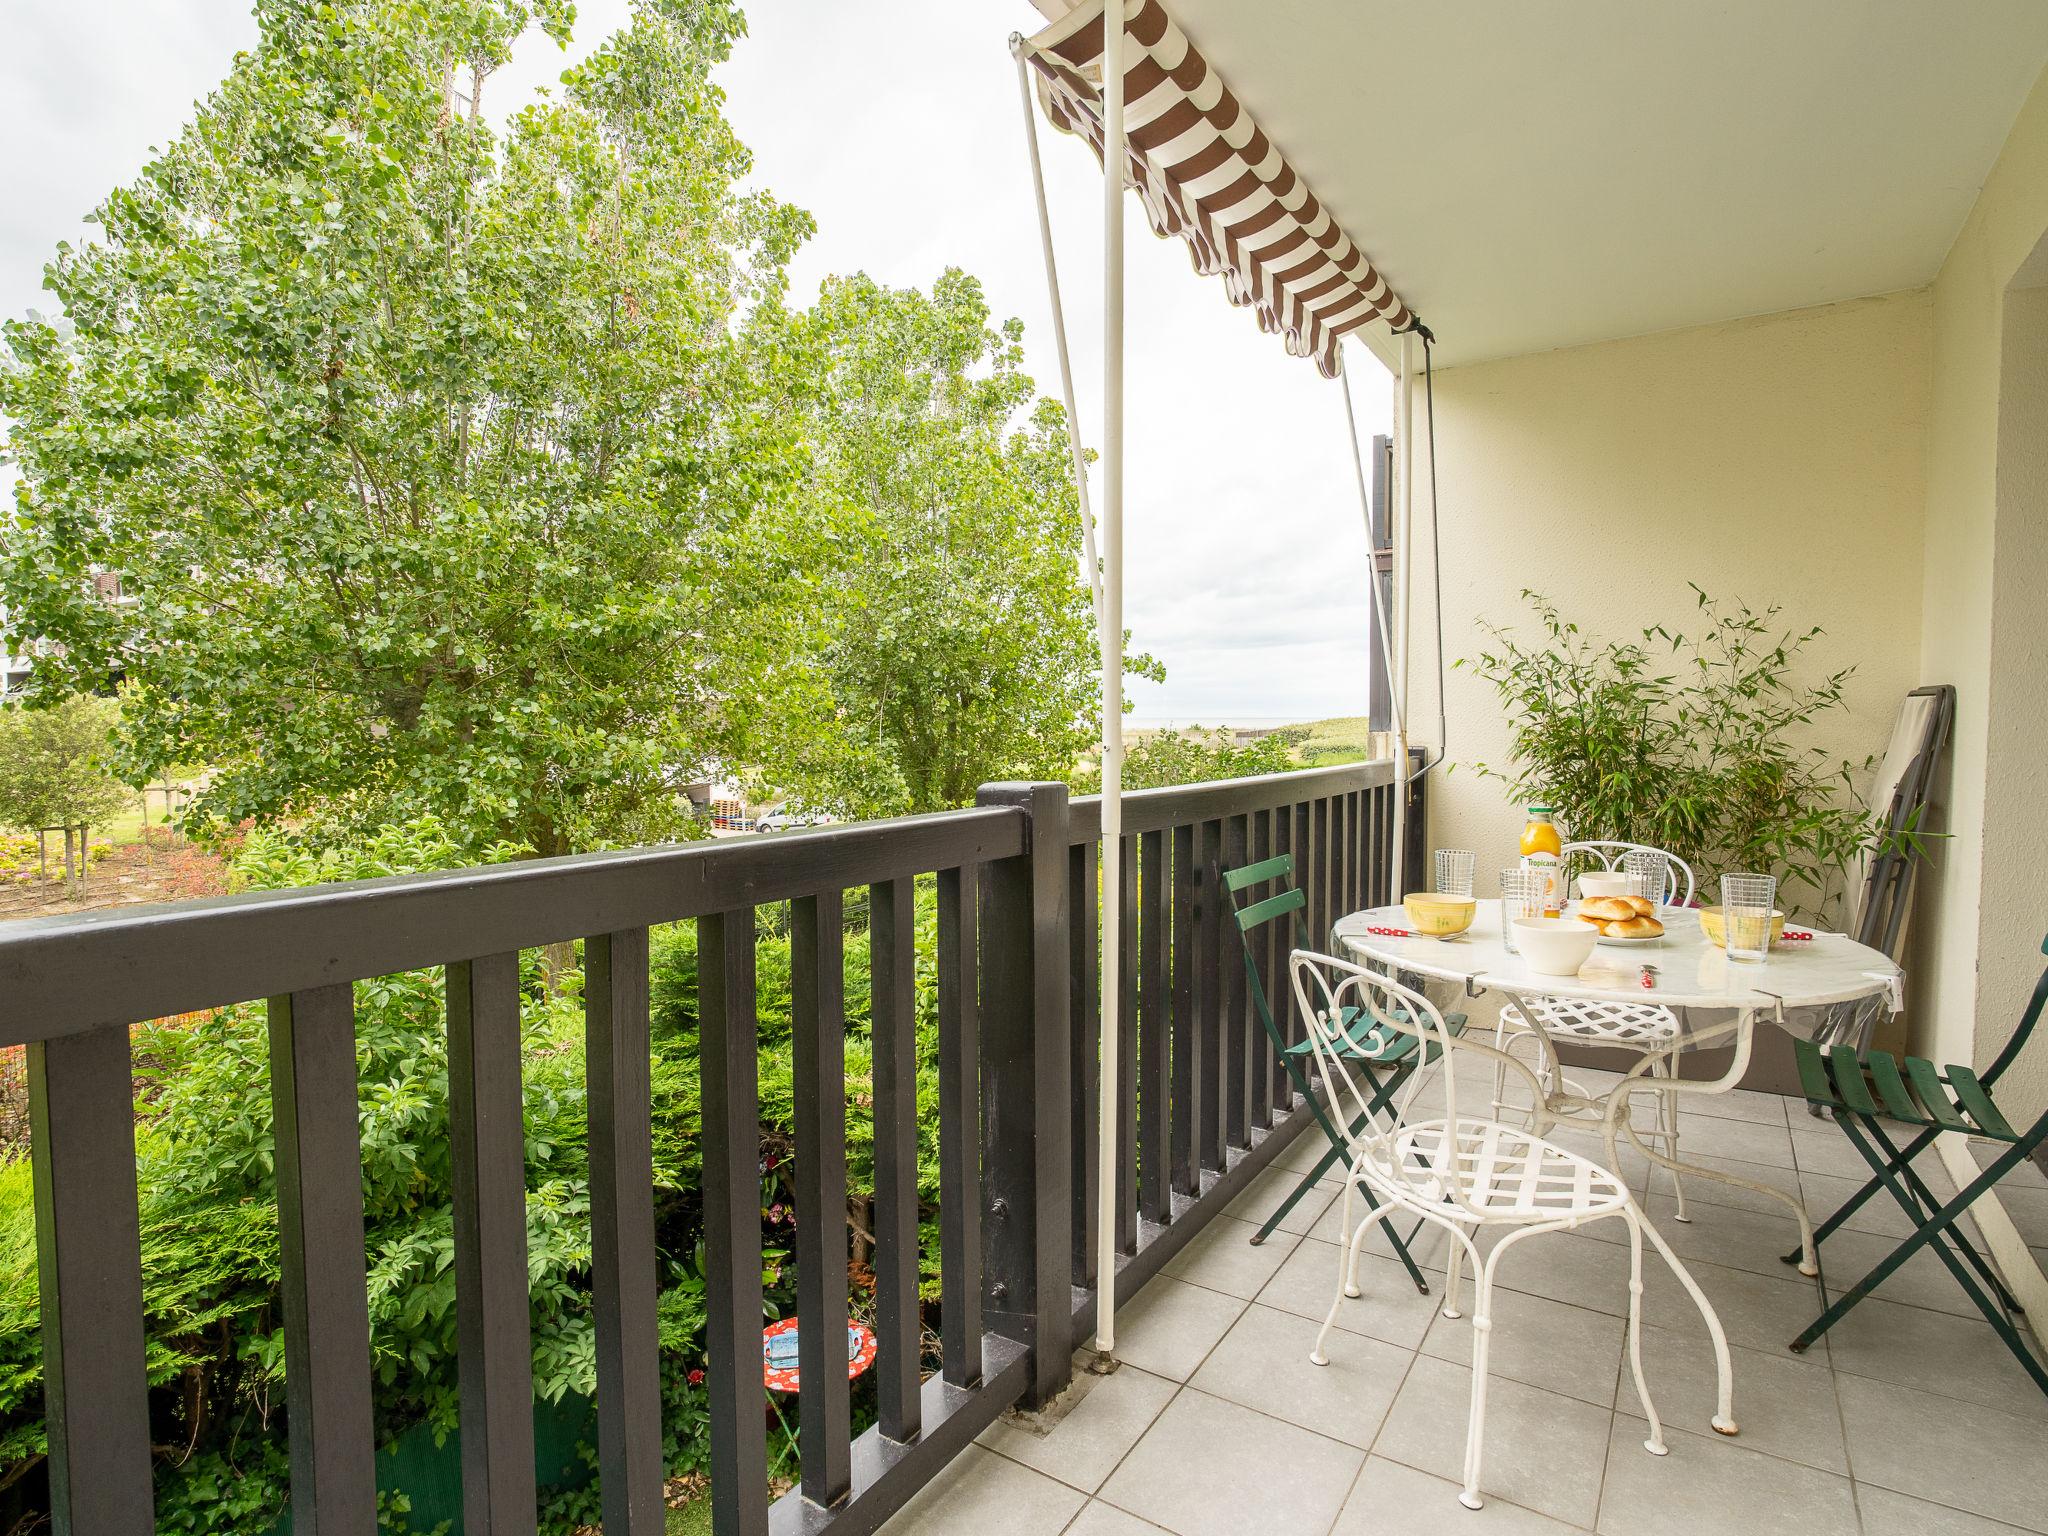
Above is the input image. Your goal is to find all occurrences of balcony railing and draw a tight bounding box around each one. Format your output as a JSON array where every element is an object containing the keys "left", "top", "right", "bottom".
[{"left": 0, "top": 758, "right": 1420, "bottom": 1536}]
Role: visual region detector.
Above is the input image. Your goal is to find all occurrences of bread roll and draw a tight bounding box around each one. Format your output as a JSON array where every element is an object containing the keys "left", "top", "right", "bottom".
[
  {"left": 1603, "top": 915, "right": 1663, "bottom": 938},
  {"left": 1580, "top": 896, "right": 1636, "bottom": 922},
  {"left": 1624, "top": 895, "right": 1656, "bottom": 917}
]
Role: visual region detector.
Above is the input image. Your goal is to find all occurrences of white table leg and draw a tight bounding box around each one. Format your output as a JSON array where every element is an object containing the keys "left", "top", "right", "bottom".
[{"left": 1599, "top": 1010, "right": 1818, "bottom": 1276}]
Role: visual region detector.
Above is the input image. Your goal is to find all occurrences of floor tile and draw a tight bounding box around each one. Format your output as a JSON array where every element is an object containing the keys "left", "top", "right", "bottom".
[
  {"left": 1160, "top": 1213, "right": 1298, "bottom": 1299},
  {"left": 1970, "top": 1141, "right": 2046, "bottom": 1187},
  {"left": 1099, "top": 1387, "right": 1362, "bottom": 1536},
  {"left": 877, "top": 1444, "right": 1087, "bottom": 1536},
  {"left": 1799, "top": 1169, "right": 1924, "bottom": 1240},
  {"left": 1276, "top": 1126, "right": 1347, "bottom": 1175},
  {"left": 1667, "top": 1113, "right": 1793, "bottom": 1168},
  {"left": 1680, "top": 1087, "right": 1792, "bottom": 1126},
  {"left": 1988, "top": 1180, "right": 2048, "bottom": 1247},
  {"left": 1653, "top": 1149, "right": 1807, "bottom": 1218},
  {"left": 1061, "top": 1503, "right": 1173, "bottom": 1536},
  {"left": 1792, "top": 1128, "right": 1953, "bottom": 1186},
  {"left": 1301, "top": 1183, "right": 1449, "bottom": 1263},
  {"left": 1106, "top": 1275, "right": 1246, "bottom": 1382},
  {"left": 1856, "top": 1483, "right": 2039, "bottom": 1536},
  {"left": 1221, "top": 1161, "right": 1339, "bottom": 1239},
  {"left": 979, "top": 1364, "right": 1179, "bottom": 1494},
  {"left": 1419, "top": 1287, "right": 1624, "bottom": 1408},
  {"left": 1595, "top": 1415, "right": 1857, "bottom": 1536},
  {"left": 1332, "top": 1454, "right": 1588, "bottom": 1534},
  {"left": 1815, "top": 1222, "right": 1997, "bottom": 1319},
  {"left": 1257, "top": 1235, "right": 1443, "bottom": 1350},
  {"left": 1372, "top": 1353, "right": 1611, "bottom": 1527},
  {"left": 1639, "top": 1250, "right": 1823, "bottom": 1355},
  {"left": 1541, "top": 1126, "right": 1800, "bottom": 1220},
  {"left": 1838, "top": 1372, "right": 2048, "bottom": 1532},
  {"left": 1623, "top": 1322, "right": 1846, "bottom": 1472},
  {"left": 1478, "top": 1227, "right": 1637, "bottom": 1318},
  {"left": 1585, "top": 1193, "right": 1811, "bottom": 1282},
  {"left": 1190, "top": 1300, "right": 1412, "bottom": 1448},
  {"left": 1823, "top": 1294, "right": 2048, "bottom": 1421}
]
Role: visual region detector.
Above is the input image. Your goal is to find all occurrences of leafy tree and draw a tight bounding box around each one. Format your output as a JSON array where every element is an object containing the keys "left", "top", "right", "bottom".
[
  {"left": 0, "top": 0, "right": 817, "bottom": 858},
  {"left": 758, "top": 271, "right": 1158, "bottom": 816},
  {"left": 0, "top": 695, "right": 134, "bottom": 882},
  {"left": 1072, "top": 725, "right": 1297, "bottom": 795}
]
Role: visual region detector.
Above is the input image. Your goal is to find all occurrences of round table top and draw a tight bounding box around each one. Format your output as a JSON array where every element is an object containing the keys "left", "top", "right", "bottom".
[{"left": 1333, "top": 902, "right": 1901, "bottom": 1015}]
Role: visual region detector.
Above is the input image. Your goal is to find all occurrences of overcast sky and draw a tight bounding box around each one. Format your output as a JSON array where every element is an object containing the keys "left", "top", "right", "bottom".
[{"left": 0, "top": 0, "right": 1392, "bottom": 726}]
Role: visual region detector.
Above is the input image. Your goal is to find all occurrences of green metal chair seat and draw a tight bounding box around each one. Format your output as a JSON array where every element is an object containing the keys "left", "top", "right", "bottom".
[
  {"left": 1786, "top": 936, "right": 2048, "bottom": 1400},
  {"left": 1281, "top": 1006, "right": 1465, "bottom": 1067},
  {"left": 1223, "top": 851, "right": 1445, "bottom": 1288},
  {"left": 1794, "top": 1040, "right": 2021, "bottom": 1142}
]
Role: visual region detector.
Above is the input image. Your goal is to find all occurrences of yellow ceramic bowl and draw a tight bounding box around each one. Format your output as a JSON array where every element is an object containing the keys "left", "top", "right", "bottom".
[
  {"left": 1403, "top": 891, "right": 1477, "bottom": 938},
  {"left": 1699, "top": 905, "right": 1786, "bottom": 950}
]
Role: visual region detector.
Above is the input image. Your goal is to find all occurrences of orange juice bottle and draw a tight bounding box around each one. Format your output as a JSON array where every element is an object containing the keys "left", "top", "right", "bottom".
[{"left": 1520, "top": 806, "right": 1563, "bottom": 913}]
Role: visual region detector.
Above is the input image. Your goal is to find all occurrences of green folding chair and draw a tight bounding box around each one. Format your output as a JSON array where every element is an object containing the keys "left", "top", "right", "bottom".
[
  {"left": 1786, "top": 934, "right": 2048, "bottom": 1397},
  {"left": 1224, "top": 853, "right": 1462, "bottom": 1295}
]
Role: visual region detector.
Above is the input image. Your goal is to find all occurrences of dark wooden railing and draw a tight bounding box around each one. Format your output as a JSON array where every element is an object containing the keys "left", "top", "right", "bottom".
[{"left": 0, "top": 758, "right": 1419, "bottom": 1536}]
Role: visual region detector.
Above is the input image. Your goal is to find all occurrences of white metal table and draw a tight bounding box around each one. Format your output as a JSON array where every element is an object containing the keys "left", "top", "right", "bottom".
[{"left": 1333, "top": 902, "right": 1904, "bottom": 1273}]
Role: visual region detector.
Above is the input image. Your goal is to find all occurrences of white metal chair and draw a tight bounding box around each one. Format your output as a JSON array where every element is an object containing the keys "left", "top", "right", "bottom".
[
  {"left": 1296, "top": 951, "right": 1735, "bottom": 1512},
  {"left": 1492, "top": 841, "right": 1697, "bottom": 1218}
]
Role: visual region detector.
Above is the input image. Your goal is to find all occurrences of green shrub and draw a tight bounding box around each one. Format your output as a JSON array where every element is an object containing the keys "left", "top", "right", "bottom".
[
  {"left": 1457, "top": 588, "right": 1926, "bottom": 920},
  {"left": 0, "top": 821, "right": 954, "bottom": 1531}
]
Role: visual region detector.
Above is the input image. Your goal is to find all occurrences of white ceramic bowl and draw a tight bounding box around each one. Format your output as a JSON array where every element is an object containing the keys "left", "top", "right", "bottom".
[
  {"left": 1577, "top": 870, "right": 1630, "bottom": 899},
  {"left": 1513, "top": 917, "right": 1598, "bottom": 977}
]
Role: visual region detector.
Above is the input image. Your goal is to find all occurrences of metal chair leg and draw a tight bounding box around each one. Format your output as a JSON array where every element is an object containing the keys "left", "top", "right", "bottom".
[
  {"left": 1784, "top": 1115, "right": 1945, "bottom": 1264},
  {"left": 1791, "top": 1121, "right": 2048, "bottom": 1398},
  {"left": 1862, "top": 1118, "right": 2022, "bottom": 1315},
  {"left": 1257, "top": 1064, "right": 1434, "bottom": 1294}
]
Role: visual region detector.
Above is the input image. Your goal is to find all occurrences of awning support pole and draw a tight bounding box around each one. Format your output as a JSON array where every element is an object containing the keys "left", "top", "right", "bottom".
[
  {"left": 1094, "top": 0, "right": 1127, "bottom": 1359},
  {"left": 1390, "top": 331, "right": 1415, "bottom": 902},
  {"left": 1011, "top": 41, "right": 1104, "bottom": 628},
  {"left": 1338, "top": 350, "right": 1406, "bottom": 774}
]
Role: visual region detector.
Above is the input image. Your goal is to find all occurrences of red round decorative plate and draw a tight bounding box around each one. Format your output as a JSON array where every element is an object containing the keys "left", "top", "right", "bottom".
[{"left": 761, "top": 1317, "right": 879, "bottom": 1392}]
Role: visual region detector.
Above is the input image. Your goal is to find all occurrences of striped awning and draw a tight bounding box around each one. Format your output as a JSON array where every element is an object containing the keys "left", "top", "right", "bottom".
[{"left": 1020, "top": 0, "right": 1416, "bottom": 378}]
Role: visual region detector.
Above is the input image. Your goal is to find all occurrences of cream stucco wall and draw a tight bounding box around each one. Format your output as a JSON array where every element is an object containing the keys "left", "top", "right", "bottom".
[
  {"left": 1405, "top": 62, "right": 2048, "bottom": 1305},
  {"left": 1914, "top": 60, "right": 2048, "bottom": 1118},
  {"left": 1415, "top": 291, "right": 1933, "bottom": 1014}
]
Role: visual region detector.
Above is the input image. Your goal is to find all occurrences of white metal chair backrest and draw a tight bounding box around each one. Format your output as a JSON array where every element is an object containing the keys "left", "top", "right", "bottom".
[
  {"left": 1559, "top": 840, "right": 1696, "bottom": 907},
  {"left": 1289, "top": 950, "right": 1550, "bottom": 1223}
]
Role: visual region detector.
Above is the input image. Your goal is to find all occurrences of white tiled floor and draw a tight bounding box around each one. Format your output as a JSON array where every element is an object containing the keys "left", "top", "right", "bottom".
[{"left": 881, "top": 1068, "right": 2048, "bottom": 1536}]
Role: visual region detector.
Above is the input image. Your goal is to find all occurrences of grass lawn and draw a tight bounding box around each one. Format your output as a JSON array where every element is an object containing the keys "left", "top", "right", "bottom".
[
  {"left": 1276, "top": 714, "right": 1377, "bottom": 764},
  {"left": 667, "top": 1497, "right": 714, "bottom": 1535},
  {"left": 95, "top": 801, "right": 155, "bottom": 845}
]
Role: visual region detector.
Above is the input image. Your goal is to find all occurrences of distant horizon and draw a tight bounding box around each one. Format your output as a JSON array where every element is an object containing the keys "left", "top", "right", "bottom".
[{"left": 1125, "top": 713, "right": 1367, "bottom": 731}]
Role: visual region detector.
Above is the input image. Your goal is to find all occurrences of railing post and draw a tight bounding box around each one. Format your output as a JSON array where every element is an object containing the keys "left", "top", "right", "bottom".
[
  {"left": 975, "top": 781, "right": 1073, "bottom": 1409},
  {"left": 29, "top": 1025, "right": 154, "bottom": 1535},
  {"left": 1404, "top": 748, "right": 1429, "bottom": 898},
  {"left": 269, "top": 985, "right": 378, "bottom": 1535}
]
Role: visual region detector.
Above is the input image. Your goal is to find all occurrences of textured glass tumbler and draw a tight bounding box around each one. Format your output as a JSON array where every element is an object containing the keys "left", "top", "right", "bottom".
[
  {"left": 1624, "top": 848, "right": 1671, "bottom": 910},
  {"left": 1434, "top": 848, "right": 1477, "bottom": 898},
  {"left": 1499, "top": 867, "right": 1545, "bottom": 955},
  {"left": 1721, "top": 873, "right": 1777, "bottom": 962}
]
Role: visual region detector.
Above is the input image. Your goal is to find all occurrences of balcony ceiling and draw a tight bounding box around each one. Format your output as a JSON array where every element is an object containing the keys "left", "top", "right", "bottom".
[{"left": 1025, "top": 0, "right": 2048, "bottom": 366}]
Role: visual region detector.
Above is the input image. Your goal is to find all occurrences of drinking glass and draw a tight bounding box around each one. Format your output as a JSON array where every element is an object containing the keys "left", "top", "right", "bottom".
[
  {"left": 1623, "top": 848, "right": 1671, "bottom": 910},
  {"left": 1434, "top": 848, "right": 1476, "bottom": 898},
  {"left": 1721, "top": 873, "right": 1777, "bottom": 962},
  {"left": 1499, "top": 867, "right": 1545, "bottom": 955}
]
